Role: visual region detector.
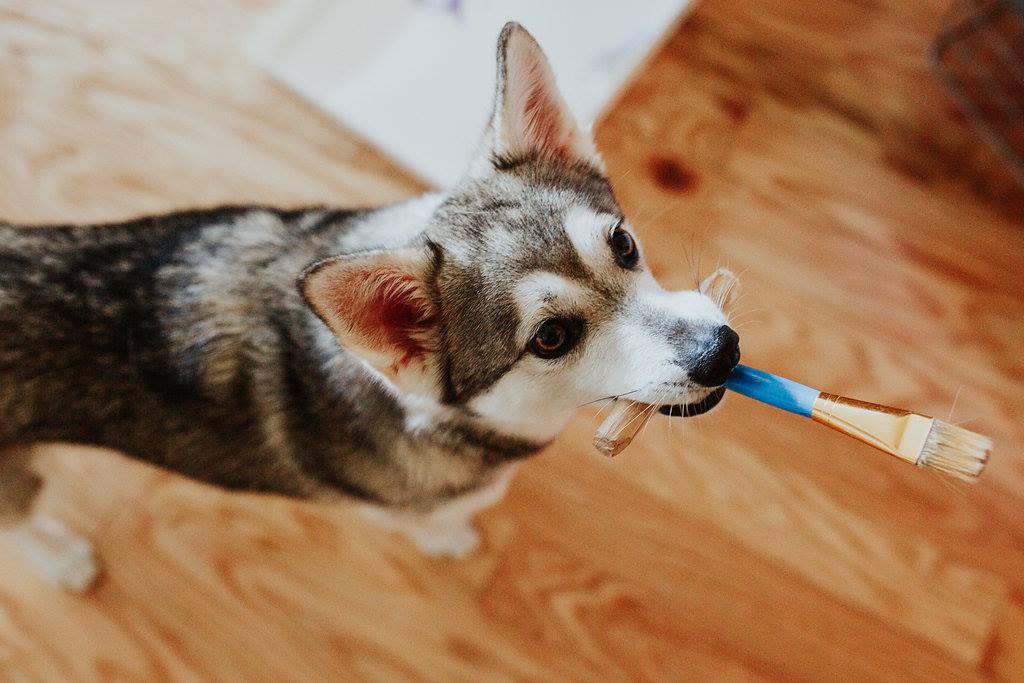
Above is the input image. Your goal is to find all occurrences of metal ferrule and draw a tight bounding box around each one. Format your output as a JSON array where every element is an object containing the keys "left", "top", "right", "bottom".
[{"left": 811, "top": 393, "right": 936, "bottom": 465}]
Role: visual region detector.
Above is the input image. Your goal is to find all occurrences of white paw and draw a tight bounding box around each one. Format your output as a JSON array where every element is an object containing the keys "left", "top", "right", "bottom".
[
  {"left": 12, "top": 518, "right": 101, "bottom": 593},
  {"left": 42, "top": 538, "right": 99, "bottom": 592},
  {"left": 410, "top": 523, "right": 481, "bottom": 558}
]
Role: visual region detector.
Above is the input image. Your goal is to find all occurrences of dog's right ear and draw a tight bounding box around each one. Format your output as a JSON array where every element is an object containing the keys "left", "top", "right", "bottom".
[
  {"left": 299, "top": 246, "right": 437, "bottom": 373},
  {"left": 487, "top": 22, "right": 598, "bottom": 165}
]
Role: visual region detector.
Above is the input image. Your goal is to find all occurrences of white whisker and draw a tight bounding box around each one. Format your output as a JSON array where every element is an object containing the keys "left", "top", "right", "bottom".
[{"left": 947, "top": 385, "right": 962, "bottom": 422}]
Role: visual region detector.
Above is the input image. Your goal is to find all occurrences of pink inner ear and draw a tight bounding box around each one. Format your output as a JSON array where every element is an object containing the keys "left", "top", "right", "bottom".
[
  {"left": 325, "top": 267, "right": 435, "bottom": 367},
  {"left": 505, "top": 36, "right": 576, "bottom": 159},
  {"left": 522, "top": 77, "right": 571, "bottom": 157}
]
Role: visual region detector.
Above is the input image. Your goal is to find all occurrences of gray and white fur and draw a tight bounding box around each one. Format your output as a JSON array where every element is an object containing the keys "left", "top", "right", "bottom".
[{"left": 0, "top": 23, "right": 739, "bottom": 589}]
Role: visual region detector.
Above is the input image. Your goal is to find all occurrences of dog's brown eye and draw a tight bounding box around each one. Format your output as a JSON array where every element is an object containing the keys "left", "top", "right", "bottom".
[
  {"left": 610, "top": 224, "right": 639, "bottom": 268},
  {"left": 529, "top": 318, "right": 580, "bottom": 359}
]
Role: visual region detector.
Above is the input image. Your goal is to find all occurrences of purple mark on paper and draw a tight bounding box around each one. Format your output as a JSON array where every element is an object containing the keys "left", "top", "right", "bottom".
[{"left": 416, "top": 0, "right": 462, "bottom": 18}]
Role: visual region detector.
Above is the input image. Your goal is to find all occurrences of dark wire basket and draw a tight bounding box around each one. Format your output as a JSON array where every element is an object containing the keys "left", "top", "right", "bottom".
[{"left": 931, "top": 0, "right": 1024, "bottom": 185}]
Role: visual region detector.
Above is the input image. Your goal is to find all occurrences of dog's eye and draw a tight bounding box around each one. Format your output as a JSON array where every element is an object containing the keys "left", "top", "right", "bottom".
[
  {"left": 529, "top": 318, "right": 579, "bottom": 359},
  {"left": 610, "top": 224, "right": 639, "bottom": 269}
]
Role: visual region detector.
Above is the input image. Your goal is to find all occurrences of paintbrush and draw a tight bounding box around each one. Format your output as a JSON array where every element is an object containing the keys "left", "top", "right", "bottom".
[
  {"left": 591, "top": 265, "right": 990, "bottom": 479},
  {"left": 592, "top": 370, "right": 992, "bottom": 480},
  {"left": 724, "top": 365, "right": 991, "bottom": 481},
  {"left": 593, "top": 399, "right": 655, "bottom": 457}
]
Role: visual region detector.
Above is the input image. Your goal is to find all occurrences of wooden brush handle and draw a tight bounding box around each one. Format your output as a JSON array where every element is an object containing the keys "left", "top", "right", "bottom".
[
  {"left": 593, "top": 400, "right": 654, "bottom": 458},
  {"left": 700, "top": 267, "right": 741, "bottom": 310}
]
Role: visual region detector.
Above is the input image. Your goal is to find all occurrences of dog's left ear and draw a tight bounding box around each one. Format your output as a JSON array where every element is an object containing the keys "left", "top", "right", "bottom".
[
  {"left": 299, "top": 246, "right": 437, "bottom": 372},
  {"left": 489, "top": 22, "right": 599, "bottom": 164}
]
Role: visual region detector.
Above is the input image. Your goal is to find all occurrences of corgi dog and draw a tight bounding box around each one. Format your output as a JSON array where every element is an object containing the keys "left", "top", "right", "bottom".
[{"left": 0, "top": 23, "right": 739, "bottom": 590}]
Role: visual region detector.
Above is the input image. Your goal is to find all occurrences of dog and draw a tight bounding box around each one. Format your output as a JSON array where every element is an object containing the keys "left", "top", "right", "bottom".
[{"left": 0, "top": 23, "right": 739, "bottom": 590}]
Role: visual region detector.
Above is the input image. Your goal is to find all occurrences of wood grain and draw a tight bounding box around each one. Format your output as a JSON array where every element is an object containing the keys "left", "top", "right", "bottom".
[{"left": 1, "top": 0, "right": 1023, "bottom": 680}]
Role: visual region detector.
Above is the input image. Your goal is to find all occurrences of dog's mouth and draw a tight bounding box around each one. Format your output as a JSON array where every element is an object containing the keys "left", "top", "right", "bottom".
[{"left": 658, "top": 387, "right": 726, "bottom": 417}]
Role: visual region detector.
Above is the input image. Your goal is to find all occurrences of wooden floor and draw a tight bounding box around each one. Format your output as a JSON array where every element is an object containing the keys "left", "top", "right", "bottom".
[{"left": 2, "top": 0, "right": 1023, "bottom": 680}]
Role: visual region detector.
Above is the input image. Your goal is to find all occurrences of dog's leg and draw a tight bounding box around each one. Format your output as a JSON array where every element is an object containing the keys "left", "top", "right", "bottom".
[
  {"left": 361, "top": 464, "right": 518, "bottom": 558},
  {"left": 0, "top": 446, "right": 100, "bottom": 592},
  {"left": 363, "top": 507, "right": 482, "bottom": 558}
]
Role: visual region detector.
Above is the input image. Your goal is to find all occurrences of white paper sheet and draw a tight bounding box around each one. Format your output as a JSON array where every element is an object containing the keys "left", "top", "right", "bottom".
[{"left": 248, "top": 0, "right": 693, "bottom": 186}]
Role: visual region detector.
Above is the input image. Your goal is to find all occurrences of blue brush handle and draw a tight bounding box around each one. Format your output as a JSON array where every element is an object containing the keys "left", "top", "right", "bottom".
[{"left": 724, "top": 364, "right": 820, "bottom": 417}]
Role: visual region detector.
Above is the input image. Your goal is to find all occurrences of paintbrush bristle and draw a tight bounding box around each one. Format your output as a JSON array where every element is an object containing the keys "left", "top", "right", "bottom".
[{"left": 918, "top": 419, "right": 992, "bottom": 481}]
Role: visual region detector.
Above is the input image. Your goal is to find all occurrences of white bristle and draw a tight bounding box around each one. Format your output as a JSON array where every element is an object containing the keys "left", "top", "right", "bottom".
[{"left": 918, "top": 419, "right": 992, "bottom": 481}]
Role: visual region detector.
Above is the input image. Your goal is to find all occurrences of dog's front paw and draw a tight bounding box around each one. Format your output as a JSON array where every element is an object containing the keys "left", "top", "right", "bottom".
[
  {"left": 410, "top": 523, "right": 481, "bottom": 558},
  {"left": 12, "top": 517, "right": 101, "bottom": 592}
]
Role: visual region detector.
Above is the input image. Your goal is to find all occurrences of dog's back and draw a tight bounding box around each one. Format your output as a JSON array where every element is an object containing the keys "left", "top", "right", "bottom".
[{"left": 0, "top": 207, "right": 365, "bottom": 495}]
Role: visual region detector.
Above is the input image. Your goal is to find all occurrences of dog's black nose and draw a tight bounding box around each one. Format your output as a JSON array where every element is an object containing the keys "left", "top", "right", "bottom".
[{"left": 689, "top": 325, "right": 740, "bottom": 387}]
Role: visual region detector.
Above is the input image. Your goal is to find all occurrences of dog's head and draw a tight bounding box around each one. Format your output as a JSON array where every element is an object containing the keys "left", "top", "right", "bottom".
[{"left": 301, "top": 23, "right": 739, "bottom": 443}]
